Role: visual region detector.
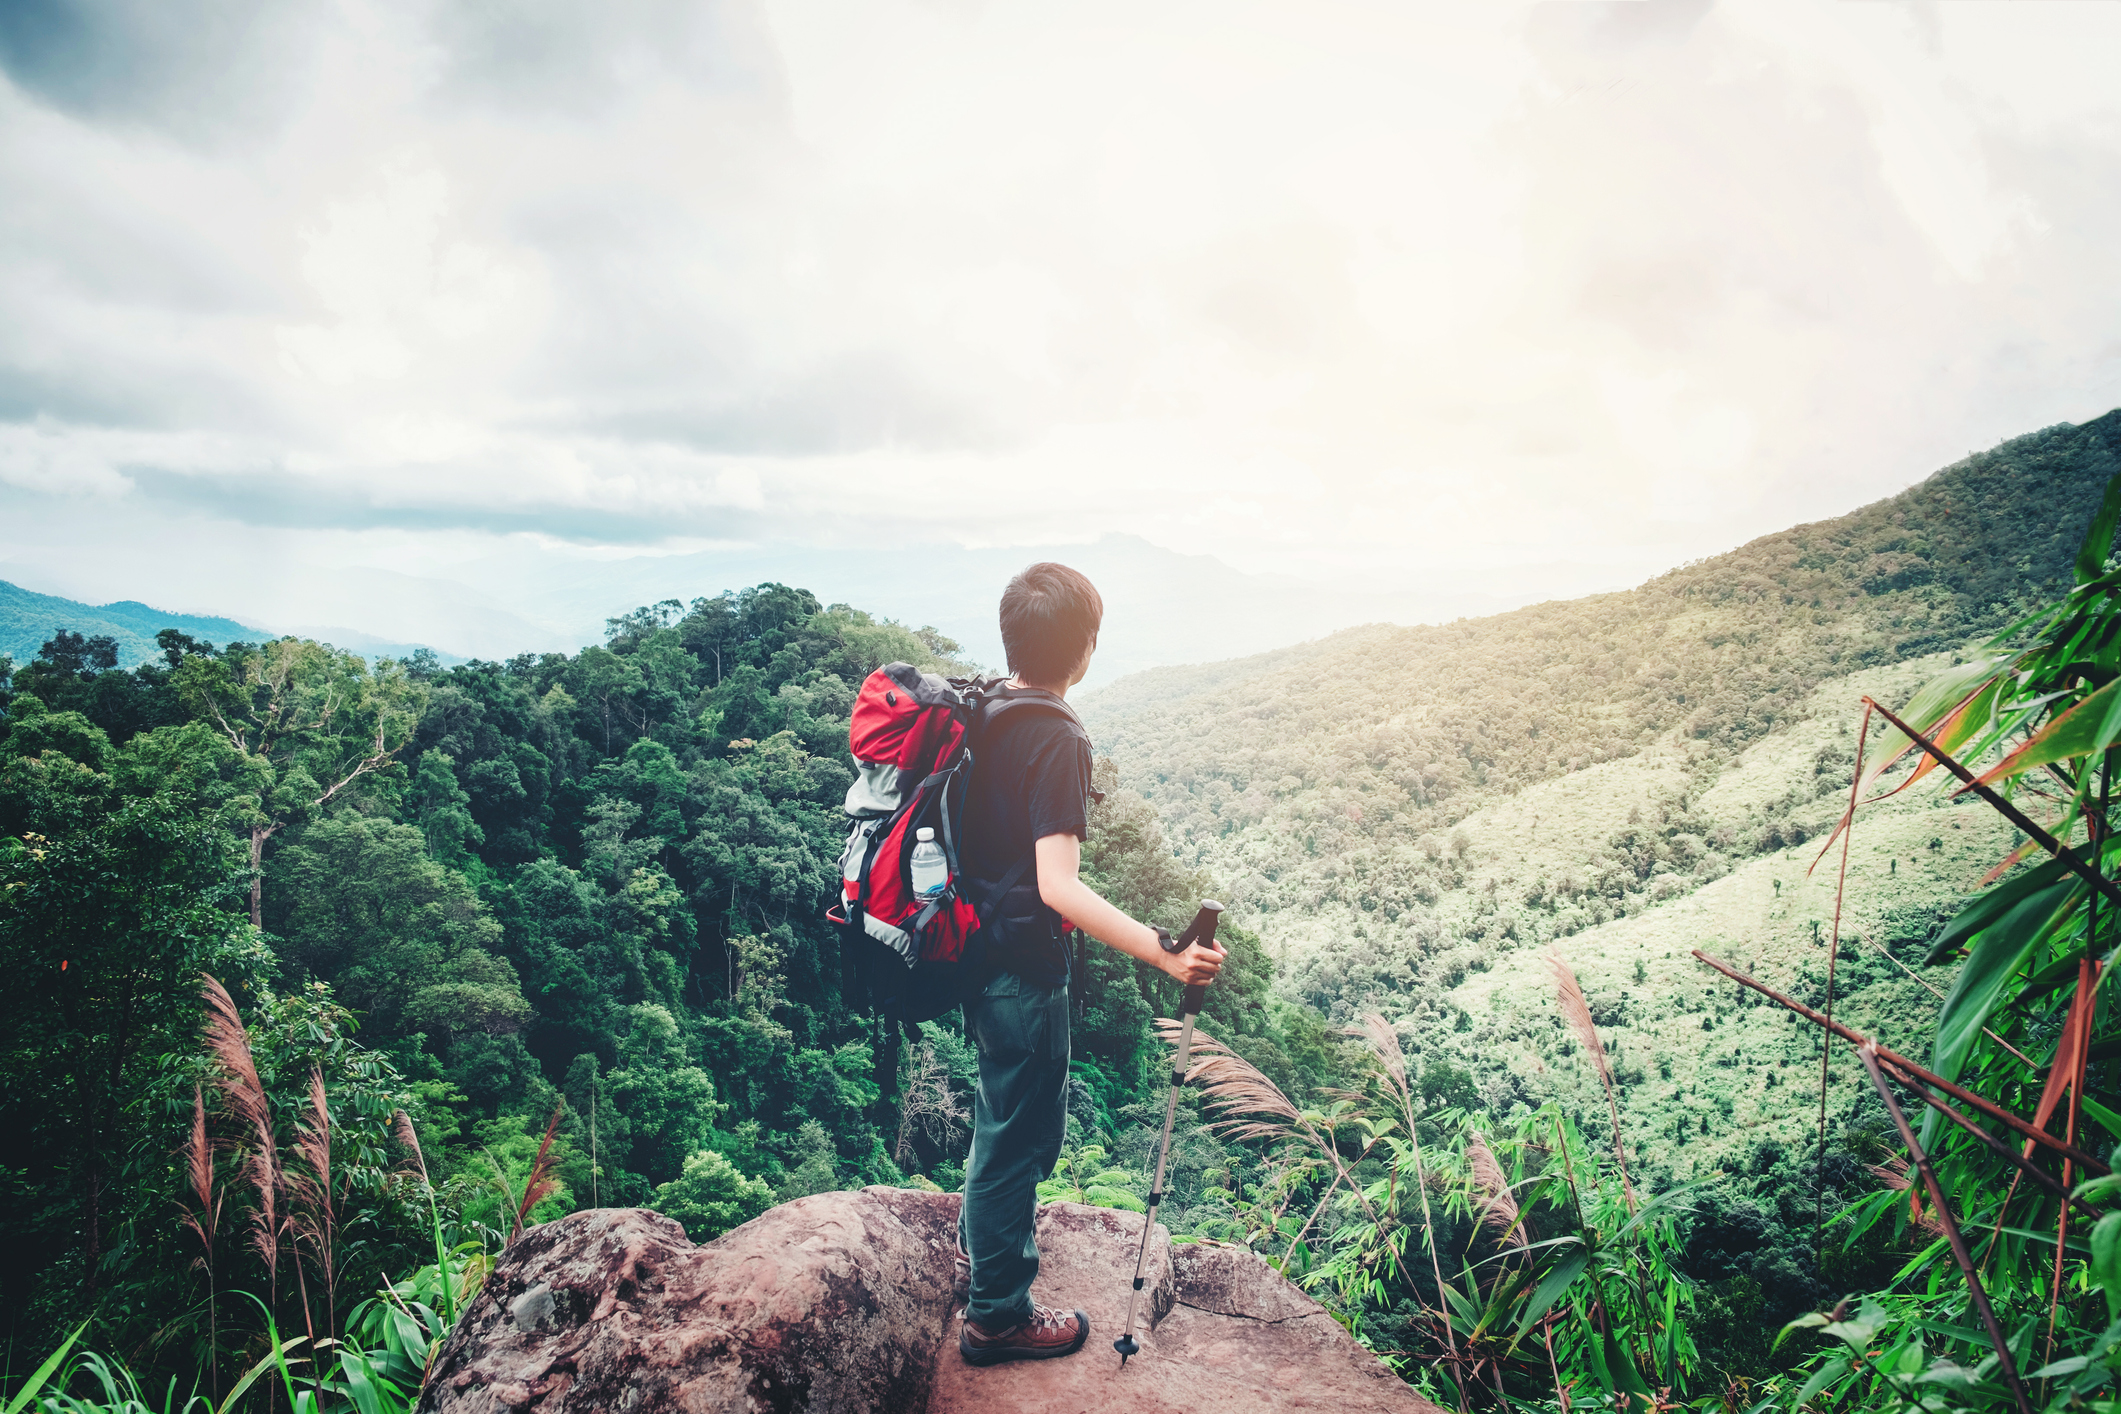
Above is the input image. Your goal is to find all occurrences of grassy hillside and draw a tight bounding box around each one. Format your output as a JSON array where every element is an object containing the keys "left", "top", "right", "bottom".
[
  {"left": 1404, "top": 658, "right": 2006, "bottom": 1153},
  {"left": 1080, "top": 412, "right": 2121, "bottom": 1188},
  {"left": 0, "top": 579, "right": 260, "bottom": 668}
]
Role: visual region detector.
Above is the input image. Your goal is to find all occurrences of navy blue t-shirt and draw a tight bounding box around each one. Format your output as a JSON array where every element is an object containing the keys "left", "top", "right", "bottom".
[{"left": 959, "top": 687, "right": 1092, "bottom": 985}]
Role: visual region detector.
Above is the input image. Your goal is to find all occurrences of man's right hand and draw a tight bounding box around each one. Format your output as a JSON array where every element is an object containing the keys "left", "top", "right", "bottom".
[{"left": 1165, "top": 938, "right": 1225, "bottom": 987}]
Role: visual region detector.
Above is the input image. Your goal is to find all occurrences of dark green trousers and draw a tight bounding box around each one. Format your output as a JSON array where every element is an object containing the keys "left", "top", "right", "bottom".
[{"left": 957, "top": 970, "right": 1071, "bottom": 1328}]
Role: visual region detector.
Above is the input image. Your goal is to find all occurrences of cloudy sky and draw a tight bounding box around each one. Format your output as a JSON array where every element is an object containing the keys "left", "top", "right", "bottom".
[{"left": 3, "top": 0, "right": 2119, "bottom": 663}]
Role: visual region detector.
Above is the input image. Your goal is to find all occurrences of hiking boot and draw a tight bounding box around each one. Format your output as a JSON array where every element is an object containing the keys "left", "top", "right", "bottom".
[
  {"left": 958, "top": 1304, "right": 1090, "bottom": 1366},
  {"left": 953, "top": 1240, "right": 970, "bottom": 1297}
]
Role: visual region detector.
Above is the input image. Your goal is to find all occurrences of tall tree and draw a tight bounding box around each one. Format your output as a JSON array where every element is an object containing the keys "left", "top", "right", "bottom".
[
  {"left": 174, "top": 639, "right": 421, "bottom": 924},
  {"left": 0, "top": 716, "right": 263, "bottom": 1307}
]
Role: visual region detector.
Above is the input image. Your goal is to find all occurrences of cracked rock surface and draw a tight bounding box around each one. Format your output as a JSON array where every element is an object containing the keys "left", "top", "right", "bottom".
[{"left": 421, "top": 1189, "right": 1442, "bottom": 1414}]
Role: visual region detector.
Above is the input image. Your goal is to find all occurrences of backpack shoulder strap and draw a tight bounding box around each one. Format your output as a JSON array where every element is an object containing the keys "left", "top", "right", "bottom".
[{"left": 970, "top": 686, "right": 1088, "bottom": 740}]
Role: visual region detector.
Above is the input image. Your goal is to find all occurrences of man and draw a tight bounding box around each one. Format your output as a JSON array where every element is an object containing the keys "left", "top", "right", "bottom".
[{"left": 954, "top": 561, "right": 1226, "bottom": 1367}]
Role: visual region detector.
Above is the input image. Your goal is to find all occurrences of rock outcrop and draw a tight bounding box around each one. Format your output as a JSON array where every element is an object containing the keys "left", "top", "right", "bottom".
[{"left": 420, "top": 1188, "right": 1444, "bottom": 1414}]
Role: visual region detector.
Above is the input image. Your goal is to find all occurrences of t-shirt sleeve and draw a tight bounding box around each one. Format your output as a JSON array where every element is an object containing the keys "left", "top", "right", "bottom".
[{"left": 1022, "top": 721, "right": 1093, "bottom": 844}]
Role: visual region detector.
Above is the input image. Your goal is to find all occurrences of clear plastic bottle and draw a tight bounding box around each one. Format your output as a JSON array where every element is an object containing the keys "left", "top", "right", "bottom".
[{"left": 909, "top": 827, "right": 949, "bottom": 900}]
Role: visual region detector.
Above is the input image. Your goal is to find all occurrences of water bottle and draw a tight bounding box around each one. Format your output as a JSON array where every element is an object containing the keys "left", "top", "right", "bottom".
[{"left": 909, "top": 827, "right": 949, "bottom": 901}]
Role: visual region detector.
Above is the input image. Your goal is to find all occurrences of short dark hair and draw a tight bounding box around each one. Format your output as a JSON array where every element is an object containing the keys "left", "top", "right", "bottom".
[{"left": 999, "top": 563, "right": 1102, "bottom": 685}]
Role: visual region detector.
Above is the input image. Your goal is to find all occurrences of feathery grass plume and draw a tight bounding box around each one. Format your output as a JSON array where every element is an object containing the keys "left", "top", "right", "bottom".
[
  {"left": 179, "top": 1084, "right": 222, "bottom": 1402},
  {"left": 1466, "top": 1132, "right": 1526, "bottom": 1248},
  {"left": 200, "top": 974, "right": 281, "bottom": 1297},
  {"left": 393, "top": 1108, "right": 461, "bottom": 1324},
  {"left": 287, "top": 1068, "right": 338, "bottom": 1335},
  {"left": 180, "top": 1084, "right": 219, "bottom": 1262},
  {"left": 1156, "top": 1018, "right": 1383, "bottom": 1266},
  {"left": 1547, "top": 950, "right": 1637, "bottom": 1212},
  {"left": 392, "top": 1109, "right": 431, "bottom": 1186},
  {"left": 1157, "top": 1018, "right": 1304, "bottom": 1142},
  {"left": 511, "top": 1102, "right": 568, "bottom": 1242},
  {"left": 1354, "top": 1013, "right": 1466, "bottom": 1411}
]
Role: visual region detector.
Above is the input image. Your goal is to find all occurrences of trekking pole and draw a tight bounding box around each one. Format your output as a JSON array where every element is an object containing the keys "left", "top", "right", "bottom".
[{"left": 1115, "top": 899, "right": 1224, "bottom": 1369}]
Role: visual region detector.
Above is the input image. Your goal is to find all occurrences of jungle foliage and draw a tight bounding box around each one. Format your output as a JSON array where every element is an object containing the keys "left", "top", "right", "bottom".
[{"left": 0, "top": 585, "right": 1327, "bottom": 1408}]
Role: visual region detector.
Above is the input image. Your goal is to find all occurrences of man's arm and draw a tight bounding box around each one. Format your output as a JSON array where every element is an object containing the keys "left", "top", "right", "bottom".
[{"left": 1034, "top": 833, "right": 1224, "bottom": 986}]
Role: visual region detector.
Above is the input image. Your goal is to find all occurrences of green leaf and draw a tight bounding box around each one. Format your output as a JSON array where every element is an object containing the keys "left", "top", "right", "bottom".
[
  {"left": 1585, "top": 1327, "right": 1616, "bottom": 1395},
  {"left": 1774, "top": 1313, "right": 1826, "bottom": 1352},
  {"left": 1871, "top": 659, "right": 2009, "bottom": 778},
  {"left": 1926, "top": 849, "right": 2080, "bottom": 966},
  {"left": 1511, "top": 1249, "right": 1590, "bottom": 1339},
  {"left": 2078, "top": 468, "right": 2121, "bottom": 584},
  {"left": 338, "top": 1352, "right": 411, "bottom": 1414},
  {"left": 1974, "top": 677, "right": 2121, "bottom": 792},
  {"left": 1794, "top": 1353, "right": 1854, "bottom": 1407},
  {"left": 2092, "top": 1212, "right": 2121, "bottom": 1324},
  {"left": 1602, "top": 1330, "right": 1656, "bottom": 1412},
  {"left": 1929, "top": 868, "right": 2080, "bottom": 1087},
  {"left": 215, "top": 1337, "right": 309, "bottom": 1414},
  {"left": 2031, "top": 1356, "right": 2092, "bottom": 1380},
  {"left": 1612, "top": 1175, "right": 1716, "bottom": 1241},
  {"left": 1439, "top": 1278, "right": 1479, "bottom": 1325},
  {"left": 1, "top": 1320, "right": 87, "bottom": 1414}
]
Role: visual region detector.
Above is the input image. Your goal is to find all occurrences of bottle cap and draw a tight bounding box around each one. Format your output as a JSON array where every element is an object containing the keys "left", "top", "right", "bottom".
[{"left": 916, "top": 827, "right": 935, "bottom": 841}]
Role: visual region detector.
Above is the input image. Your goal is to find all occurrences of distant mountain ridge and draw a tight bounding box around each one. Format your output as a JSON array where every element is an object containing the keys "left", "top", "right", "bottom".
[
  {"left": 0, "top": 580, "right": 462, "bottom": 670},
  {"left": 0, "top": 580, "right": 262, "bottom": 669}
]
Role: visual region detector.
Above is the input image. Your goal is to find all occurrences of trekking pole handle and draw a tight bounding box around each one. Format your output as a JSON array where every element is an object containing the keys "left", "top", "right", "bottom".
[{"left": 1174, "top": 900, "right": 1224, "bottom": 1017}]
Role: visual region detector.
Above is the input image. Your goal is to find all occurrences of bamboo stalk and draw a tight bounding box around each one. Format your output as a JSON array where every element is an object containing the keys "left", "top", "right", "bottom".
[
  {"left": 2052, "top": 752, "right": 2111, "bottom": 1370},
  {"left": 1691, "top": 951, "right": 2110, "bottom": 1175},
  {"left": 1857, "top": 1044, "right": 2031, "bottom": 1414},
  {"left": 1898, "top": 1062, "right": 2103, "bottom": 1223}
]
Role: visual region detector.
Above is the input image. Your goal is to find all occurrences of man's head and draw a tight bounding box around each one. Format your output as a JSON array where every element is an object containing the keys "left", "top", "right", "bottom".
[{"left": 999, "top": 562, "right": 1102, "bottom": 689}]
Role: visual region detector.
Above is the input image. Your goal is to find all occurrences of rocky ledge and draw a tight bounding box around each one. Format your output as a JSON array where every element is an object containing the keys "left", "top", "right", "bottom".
[{"left": 419, "top": 1188, "right": 1443, "bottom": 1414}]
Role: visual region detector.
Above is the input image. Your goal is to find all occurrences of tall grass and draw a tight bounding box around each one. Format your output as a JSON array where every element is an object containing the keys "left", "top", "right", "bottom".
[
  {"left": 1164, "top": 1000, "right": 1696, "bottom": 1414},
  {"left": 1547, "top": 951, "right": 1634, "bottom": 1214},
  {"left": 0, "top": 978, "right": 512, "bottom": 1413}
]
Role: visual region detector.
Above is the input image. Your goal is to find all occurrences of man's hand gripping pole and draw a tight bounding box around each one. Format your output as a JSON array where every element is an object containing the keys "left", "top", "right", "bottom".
[{"left": 1114, "top": 900, "right": 1224, "bottom": 1369}]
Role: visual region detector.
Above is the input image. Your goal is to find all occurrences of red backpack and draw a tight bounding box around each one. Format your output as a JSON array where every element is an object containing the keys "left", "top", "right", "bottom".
[{"left": 828, "top": 662, "right": 1086, "bottom": 1035}]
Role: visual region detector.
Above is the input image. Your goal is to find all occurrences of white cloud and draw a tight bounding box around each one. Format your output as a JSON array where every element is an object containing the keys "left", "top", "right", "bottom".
[{"left": 1, "top": 0, "right": 2118, "bottom": 649}]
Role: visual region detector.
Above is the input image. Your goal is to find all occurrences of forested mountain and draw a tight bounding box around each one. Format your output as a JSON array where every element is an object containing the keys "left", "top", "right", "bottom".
[{"left": 1083, "top": 411, "right": 2121, "bottom": 964}]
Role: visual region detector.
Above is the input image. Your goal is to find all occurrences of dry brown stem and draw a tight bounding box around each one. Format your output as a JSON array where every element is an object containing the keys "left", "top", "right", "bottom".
[{"left": 894, "top": 1042, "right": 968, "bottom": 1169}]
